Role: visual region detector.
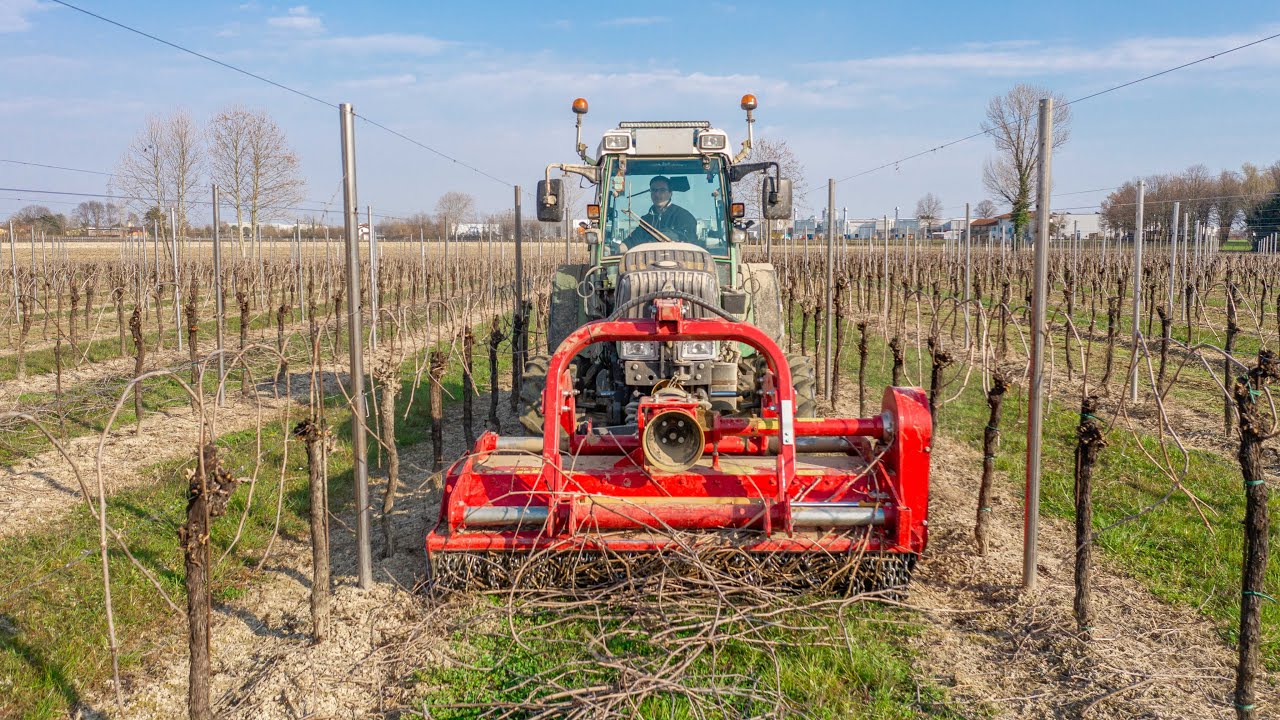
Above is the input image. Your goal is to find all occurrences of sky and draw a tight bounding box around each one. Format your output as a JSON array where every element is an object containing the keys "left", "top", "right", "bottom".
[{"left": 2, "top": 0, "right": 1279, "bottom": 225}]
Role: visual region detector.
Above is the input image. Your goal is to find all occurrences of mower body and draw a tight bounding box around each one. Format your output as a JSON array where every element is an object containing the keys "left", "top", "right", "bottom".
[{"left": 426, "top": 302, "right": 930, "bottom": 585}]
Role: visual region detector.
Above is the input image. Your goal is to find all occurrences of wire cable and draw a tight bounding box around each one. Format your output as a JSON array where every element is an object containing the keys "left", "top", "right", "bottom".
[{"left": 812, "top": 30, "right": 1280, "bottom": 195}]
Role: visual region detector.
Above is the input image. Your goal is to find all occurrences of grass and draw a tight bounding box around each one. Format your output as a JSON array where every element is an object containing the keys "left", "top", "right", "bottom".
[
  {"left": 0, "top": 317, "right": 506, "bottom": 719},
  {"left": 0, "top": 420, "right": 334, "bottom": 719},
  {"left": 412, "top": 601, "right": 968, "bottom": 720},
  {"left": 823, "top": 305, "right": 1280, "bottom": 668}
]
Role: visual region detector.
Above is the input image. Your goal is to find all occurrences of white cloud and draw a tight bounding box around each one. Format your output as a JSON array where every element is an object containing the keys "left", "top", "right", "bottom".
[
  {"left": 311, "top": 33, "right": 452, "bottom": 55},
  {"left": 811, "top": 27, "right": 1280, "bottom": 80},
  {"left": 599, "top": 16, "right": 668, "bottom": 27},
  {"left": 337, "top": 73, "right": 416, "bottom": 90},
  {"left": 0, "top": 0, "right": 51, "bottom": 33},
  {"left": 267, "top": 5, "right": 323, "bottom": 33}
]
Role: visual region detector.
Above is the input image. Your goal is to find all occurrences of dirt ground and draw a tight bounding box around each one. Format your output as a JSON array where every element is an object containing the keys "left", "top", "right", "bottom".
[{"left": 65, "top": 383, "right": 1274, "bottom": 719}]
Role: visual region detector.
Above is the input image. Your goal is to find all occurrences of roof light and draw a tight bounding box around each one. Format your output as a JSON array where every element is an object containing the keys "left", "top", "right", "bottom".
[
  {"left": 572, "top": 97, "right": 589, "bottom": 114},
  {"left": 698, "top": 132, "right": 727, "bottom": 150},
  {"left": 740, "top": 94, "right": 758, "bottom": 111},
  {"left": 602, "top": 133, "right": 630, "bottom": 151}
]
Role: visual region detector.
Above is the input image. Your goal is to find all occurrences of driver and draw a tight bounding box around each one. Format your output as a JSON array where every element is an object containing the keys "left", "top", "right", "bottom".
[{"left": 625, "top": 176, "right": 697, "bottom": 246}]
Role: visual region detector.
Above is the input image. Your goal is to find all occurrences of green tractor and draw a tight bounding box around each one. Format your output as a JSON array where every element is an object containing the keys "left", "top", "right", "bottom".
[{"left": 523, "top": 94, "right": 809, "bottom": 433}]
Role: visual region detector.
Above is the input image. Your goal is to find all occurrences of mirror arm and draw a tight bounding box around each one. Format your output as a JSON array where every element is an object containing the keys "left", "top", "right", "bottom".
[{"left": 729, "top": 161, "right": 778, "bottom": 183}]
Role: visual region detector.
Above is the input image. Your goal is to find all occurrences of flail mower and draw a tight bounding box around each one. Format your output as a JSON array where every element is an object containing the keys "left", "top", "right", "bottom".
[{"left": 425, "top": 96, "right": 931, "bottom": 593}]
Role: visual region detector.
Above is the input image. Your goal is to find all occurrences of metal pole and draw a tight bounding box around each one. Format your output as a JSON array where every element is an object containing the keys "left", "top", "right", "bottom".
[
  {"left": 512, "top": 186, "right": 524, "bottom": 412},
  {"left": 963, "top": 202, "right": 972, "bottom": 347},
  {"left": 367, "top": 205, "right": 377, "bottom": 350},
  {"left": 296, "top": 220, "right": 305, "bottom": 323},
  {"left": 1167, "top": 201, "right": 1180, "bottom": 314},
  {"left": 882, "top": 214, "right": 889, "bottom": 328},
  {"left": 339, "top": 102, "right": 373, "bottom": 590},
  {"left": 213, "top": 186, "right": 226, "bottom": 407},
  {"left": 1024, "top": 97, "right": 1054, "bottom": 591},
  {"left": 824, "top": 178, "right": 835, "bottom": 403},
  {"left": 8, "top": 221, "right": 17, "bottom": 324},
  {"left": 171, "top": 207, "right": 183, "bottom": 352},
  {"left": 1129, "top": 179, "right": 1145, "bottom": 404}
]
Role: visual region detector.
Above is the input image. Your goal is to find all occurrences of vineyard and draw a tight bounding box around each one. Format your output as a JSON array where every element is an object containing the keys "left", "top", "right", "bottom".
[{"left": 0, "top": 230, "right": 1276, "bottom": 718}]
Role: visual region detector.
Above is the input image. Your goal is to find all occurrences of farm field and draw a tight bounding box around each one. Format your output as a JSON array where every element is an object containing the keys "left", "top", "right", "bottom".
[{"left": 1, "top": 238, "right": 1276, "bottom": 718}]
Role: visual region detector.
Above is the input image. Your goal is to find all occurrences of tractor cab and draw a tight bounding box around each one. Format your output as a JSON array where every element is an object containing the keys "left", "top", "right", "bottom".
[{"left": 528, "top": 96, "right": 797, "bottom": 431}]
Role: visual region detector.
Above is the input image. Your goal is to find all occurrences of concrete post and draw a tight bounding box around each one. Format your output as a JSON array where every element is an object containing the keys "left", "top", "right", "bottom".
[
  {"left": 1129, "top": 179, "right": 1145, "bottom": 404},
  {"left": 339, "top": 103, "right": 373, "bottom": 589},
  {"left": 1024, "top": 97, "right": 1054, "bottom": 591}
]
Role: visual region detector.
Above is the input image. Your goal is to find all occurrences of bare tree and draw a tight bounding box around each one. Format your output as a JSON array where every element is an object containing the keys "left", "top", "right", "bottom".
[
  {"left": 915, "top": 192, "right": 943, "bottom": 238},
  {"left": 72, "top": 200, "right": 122, "bottom": 229},
  {"left": 981, "top": 84, "right": 1071, "bottom": 241},
  {"left": 245, "top": 111, "right": 305, "bottom": 237},
  {"left": 738, "top": 138, "right": 808, "bottom": 221},
  {"left": 974, "top": 199, "right": 999, "bottom": 219},
  {"left": 113, "top": 115, "right": 170, "bottom": 228},
  {"left": 435, "top": 191, "right": 476, "bottom": 238},
  {"left": 208, "top": 107, "right": 254, "bottom": 256},
  {"left": 165, "top": 110, "right": 203, "bottom": 236}
]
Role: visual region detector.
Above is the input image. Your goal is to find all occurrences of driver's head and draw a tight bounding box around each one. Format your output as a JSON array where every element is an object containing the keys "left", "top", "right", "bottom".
[{"left": 649, "top": 176, "right": 672, "bottom": 208}]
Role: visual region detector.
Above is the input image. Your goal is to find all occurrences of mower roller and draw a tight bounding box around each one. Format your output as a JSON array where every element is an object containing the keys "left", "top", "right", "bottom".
[{"left": 425, "top": 297, "right": 931, "bottom": 593}]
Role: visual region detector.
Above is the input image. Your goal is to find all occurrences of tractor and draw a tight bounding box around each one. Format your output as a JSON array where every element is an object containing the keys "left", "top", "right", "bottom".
[{"left": 425, "top": 96, "right": 931, "bottom": 593}]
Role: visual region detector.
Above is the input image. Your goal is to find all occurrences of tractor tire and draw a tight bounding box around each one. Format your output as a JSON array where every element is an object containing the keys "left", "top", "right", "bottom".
[
  {"left": 518, "top": 354, "right": 550, "bottom": 435},
  {"left": 742, "top": 263, "right": 785, "bottom": 345},
  {"left": 738, "top": 352, "right": 817, "bottom": 419},
  {"left": 548, "top": 264, "right": 592, "bottom": 357},
  {"left": 788, "top": 353, "right": 818, "bottom": 418}
]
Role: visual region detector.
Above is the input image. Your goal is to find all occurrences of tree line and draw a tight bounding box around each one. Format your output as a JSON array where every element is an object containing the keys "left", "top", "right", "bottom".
[{"left": 1100, "top": 161, "right": 1280, "bottom": 247}]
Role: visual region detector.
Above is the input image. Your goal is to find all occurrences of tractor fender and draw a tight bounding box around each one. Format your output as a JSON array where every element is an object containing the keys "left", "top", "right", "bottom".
[{"left": 740, "top": 262, "right": 785, "bottom": 346}]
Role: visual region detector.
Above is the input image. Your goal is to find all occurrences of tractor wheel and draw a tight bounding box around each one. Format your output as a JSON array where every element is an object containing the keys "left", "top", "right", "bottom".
[
  {"left": 738, "top": 352, "right": 817, "bottom": 418},
  {"left": 518, "top": 354, "right": 550, "bottom": 435},
  {"left": 788, "top": 353, "right": 818, "bottom": 418}
]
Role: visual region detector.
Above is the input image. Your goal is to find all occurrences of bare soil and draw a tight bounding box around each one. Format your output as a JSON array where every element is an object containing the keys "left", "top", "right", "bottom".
[{"left": 74, "top": 384, "right": 1276, "bottom": 719}]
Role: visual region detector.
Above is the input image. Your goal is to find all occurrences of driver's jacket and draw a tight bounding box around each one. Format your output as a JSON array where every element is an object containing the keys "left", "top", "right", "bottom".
[{"left": 629, "top": 203, "right": 698, "bottom": 244}]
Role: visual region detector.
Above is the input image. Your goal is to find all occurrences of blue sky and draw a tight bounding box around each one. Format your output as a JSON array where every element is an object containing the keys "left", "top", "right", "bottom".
[{"left": 2, "top": 0, "right": 1279, "bottom": 224}]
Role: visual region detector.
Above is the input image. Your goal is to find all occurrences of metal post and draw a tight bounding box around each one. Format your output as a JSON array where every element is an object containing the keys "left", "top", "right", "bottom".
[
  {"left": 339, "top": 102, "right": 373, "bottom": 590},
  {"left": 296, "top": 220, "right": 305, "bottom": 323},
  {"left": 963, "top": 202, "right": 972, "bottom": 347},
  {"left": 1129, "top": 179, "right": 1145, "bottom": 404},
  {"left": 824, "top": 178, "right": 835, "bottom": 403},
  {"left": 171, "top": 207, "right": 183, "bottom": 352},
  {"left": 512, "top": 186, "right": 524, "bottom": 411},
  {"left": 367, "top": 205, "right": 377, "bottom": 350},
  {"left": 1024, "top": 97, "right": 1054, "bottom": 591},
  {"left": 882, "top": 214, "right": 889, "bottom": 328},
  {"left": 213, "top": 186, "right": 226, "bottom": 407},
  {"left": 8, "top": 221, "right": 17, "bottom": 324},
  {"left": 1167, "top": 201, "right": 1180, "bottom": 314}
]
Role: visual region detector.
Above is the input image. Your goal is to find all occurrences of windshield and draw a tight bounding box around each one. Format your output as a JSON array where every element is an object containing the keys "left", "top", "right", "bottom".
[{"left": 601, "top": 157, "right": 728, "bottom": 256}]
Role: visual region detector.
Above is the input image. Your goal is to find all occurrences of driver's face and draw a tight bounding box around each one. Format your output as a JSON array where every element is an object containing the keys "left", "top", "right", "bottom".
[{"left": 650, "top": 183, "right": 671, "bottom": 206}]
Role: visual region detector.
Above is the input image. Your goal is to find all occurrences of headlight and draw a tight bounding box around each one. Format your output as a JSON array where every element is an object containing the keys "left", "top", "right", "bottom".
[
  {"left": 618, "top": 341, "right": 658, "bottom": 360},
  {"left": 602, "top": 133, "right": 630, "bottom": 151},
  {"left": 698, "top": 133, "right": 727, "bottom": 150},
  {"left": 677, "top": 340, "right": 717, "bottom": 361}
]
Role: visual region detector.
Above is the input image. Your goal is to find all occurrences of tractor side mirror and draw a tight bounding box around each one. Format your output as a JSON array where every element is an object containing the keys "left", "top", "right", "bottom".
[
  {"left": 762, "top": 177, "right": 792, "bottom": 220},
  {"left": 537, "top": 179, "right": 564, "bottom": 222}
]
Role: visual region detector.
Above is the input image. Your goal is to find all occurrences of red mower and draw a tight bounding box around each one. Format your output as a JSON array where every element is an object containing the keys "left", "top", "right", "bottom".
[{"left": 426, "top": 297, "right": 931, "bottom": 593}]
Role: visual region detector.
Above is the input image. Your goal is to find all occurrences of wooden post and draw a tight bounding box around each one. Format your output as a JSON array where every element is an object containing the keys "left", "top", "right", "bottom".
[
  {"left": 1073, "top": 395, "right": 1106, "bottom": 632},
  {"left": 1231, "top": 350, "right": 1278, "bottom": 720}
]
